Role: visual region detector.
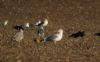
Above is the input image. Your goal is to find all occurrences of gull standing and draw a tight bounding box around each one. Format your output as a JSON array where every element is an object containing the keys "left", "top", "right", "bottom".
[
  {"left": 35, "top": 19, "right": 48, "bottom": 38},
  {"left": 37, "top": 26, "right": 44, "bottom": 39},
  {"left": 44, "top": 29, "right": 63, "bottom": 44},
  {"left": 35, "top": 18, "right": 48, "bottom": 27}
]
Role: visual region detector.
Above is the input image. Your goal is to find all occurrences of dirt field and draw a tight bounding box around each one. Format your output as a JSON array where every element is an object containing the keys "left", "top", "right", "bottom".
[{"left": 0, "top": 0, "right": 100, "bottom": 62}]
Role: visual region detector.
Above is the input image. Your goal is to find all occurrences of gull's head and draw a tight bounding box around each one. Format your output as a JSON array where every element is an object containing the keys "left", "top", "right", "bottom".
[
  {"left": 35, "top": 20, "right": 41, "bottom": 25},
  {"left": 43, "top": 19, "right": 48, "bottom": 26},
  {"left": 25, "top": 22, "right": 30, "bottom": 27},
  {"left": 58, "top": 29, "right": 63, "bottom": 34},
  {"left": 38, "top": 20, "right": 41, "bottom": 24}
]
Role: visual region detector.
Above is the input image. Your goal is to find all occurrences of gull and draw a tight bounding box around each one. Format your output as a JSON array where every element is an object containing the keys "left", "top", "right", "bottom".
[
  {"left": 24, "top": 22, "right": 30, "bottom": 28},
  {"left": 37, "top": 26, "right": 44, "bottom": 39},
  {"left": 42, "top": 19, "right": 48, "bottom": 27},
  {"left": 4, "top": 20, "right": 8, "bottom": 26},
  {"left": 20, "top": 22, "right": 30, "bottom": 29},
  {"left": 35, "top": 18, "right": 48, "bottom": 27},
  {"left": 13, "top": 22, "right": 29, "bottom": 30},
  {"left": 35, "top": 19, "right": 48, "bottom": 38},
  {"left": 34, "top": 20, "right": 41, "bottom": 26},
  {"left": 44, "top": 29, "right": 63, "bottom": 44},
  {"left": 13, "top": 28, "right": 24, "bottom": 43}
]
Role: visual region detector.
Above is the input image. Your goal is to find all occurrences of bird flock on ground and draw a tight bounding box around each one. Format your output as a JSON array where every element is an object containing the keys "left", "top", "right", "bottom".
[
  {"left": 0, "top": 19, "right": 100, "bottom": 45},
  {"left": 0, "top": 19, "right": 63, "bottom": 45}
]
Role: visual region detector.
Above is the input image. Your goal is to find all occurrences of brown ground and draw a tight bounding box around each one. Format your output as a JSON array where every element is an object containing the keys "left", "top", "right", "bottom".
[{"left": 0, "top": 0, "right": 100, "bottom": 62}]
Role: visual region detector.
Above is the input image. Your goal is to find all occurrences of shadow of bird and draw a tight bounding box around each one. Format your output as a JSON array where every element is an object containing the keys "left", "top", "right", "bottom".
[
  {"left": 95, "top": 33, "right": 100, "bottom": 36},
  {"left": 69, "top": 31, "right": 85, "bottom": 38}
]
